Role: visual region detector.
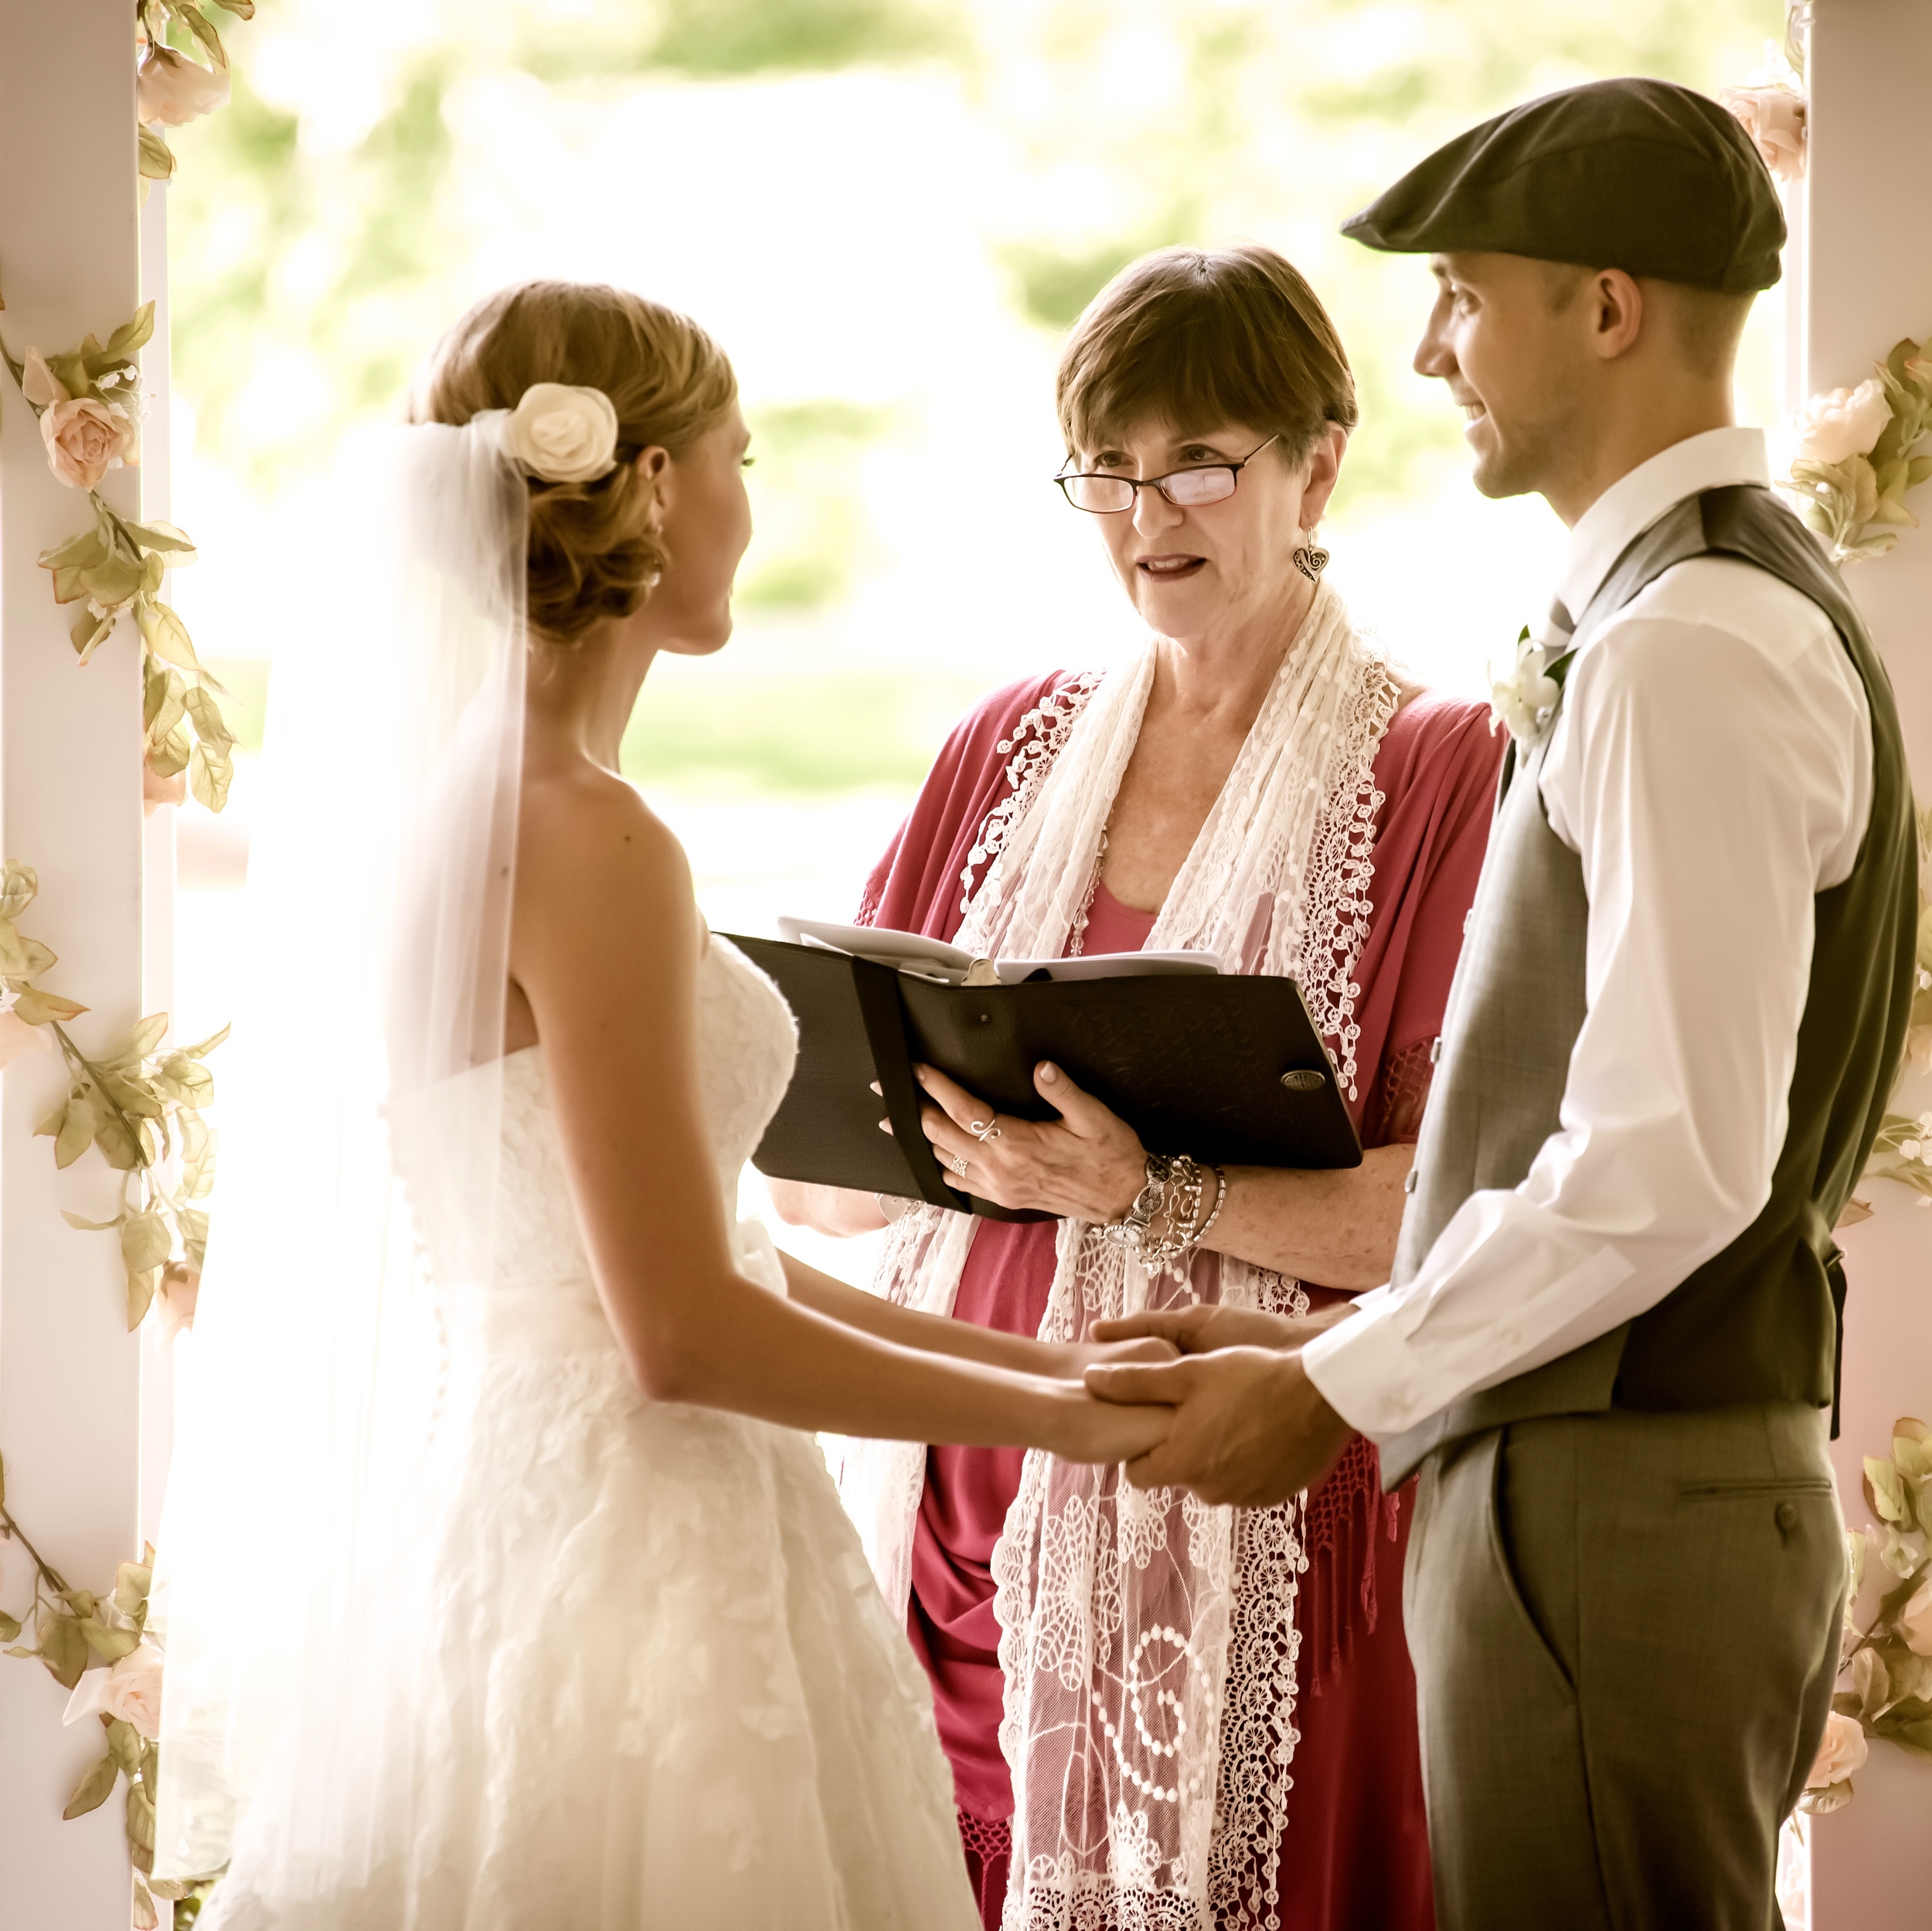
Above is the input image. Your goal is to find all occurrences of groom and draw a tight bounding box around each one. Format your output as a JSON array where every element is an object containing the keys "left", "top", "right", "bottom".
[{"left": 1090, "top": 77, "right": 1917, "bottom": 1927}]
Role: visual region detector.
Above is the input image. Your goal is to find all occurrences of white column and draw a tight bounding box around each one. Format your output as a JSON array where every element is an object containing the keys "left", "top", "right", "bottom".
[
  {"left": 1804, "top": 2, "right": 1932, "bottom": 1925},
  {"left": 0, "top": 1, "right": 148, "bottom": 1925}
]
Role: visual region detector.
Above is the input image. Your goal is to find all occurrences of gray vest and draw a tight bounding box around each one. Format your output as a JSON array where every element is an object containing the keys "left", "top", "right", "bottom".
[{"left": 1382, "top": 484, "right": 1916, "bottom": 1488}]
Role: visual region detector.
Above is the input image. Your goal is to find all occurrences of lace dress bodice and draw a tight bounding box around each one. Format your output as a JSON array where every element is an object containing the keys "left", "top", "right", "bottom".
[{"left": 478, "top": 933, "right": 798, "bottom": 1296}]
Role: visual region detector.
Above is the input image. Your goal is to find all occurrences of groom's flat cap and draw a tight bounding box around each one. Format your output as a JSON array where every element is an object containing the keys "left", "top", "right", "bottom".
[{"left": 1341, "top": 77, "right": 1784, "bottom": 294}]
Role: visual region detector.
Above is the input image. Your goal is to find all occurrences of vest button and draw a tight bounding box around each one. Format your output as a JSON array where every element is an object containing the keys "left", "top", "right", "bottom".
[{"left": 1775, "top": 1501, "right": 1800, "bottom": 1534}]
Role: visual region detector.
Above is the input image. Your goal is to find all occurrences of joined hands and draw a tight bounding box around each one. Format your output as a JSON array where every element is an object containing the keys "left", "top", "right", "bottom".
[{"left": 1080, "top": 1300, "right": 1358, "bottom": 1506}]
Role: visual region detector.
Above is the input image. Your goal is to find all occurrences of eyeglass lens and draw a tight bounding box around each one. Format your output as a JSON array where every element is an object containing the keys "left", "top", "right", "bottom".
[{"left": 1061, "top": 465, "right": 1240, "bottom": 512}]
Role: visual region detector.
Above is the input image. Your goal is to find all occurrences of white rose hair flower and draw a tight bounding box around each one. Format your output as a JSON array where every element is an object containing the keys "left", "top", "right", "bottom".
[{"left": 501, "top": 382, "right": 621, "bottom": 484}]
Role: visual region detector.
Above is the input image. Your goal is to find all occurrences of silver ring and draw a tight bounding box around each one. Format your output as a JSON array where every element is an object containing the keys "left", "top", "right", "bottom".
[
  {"left": 951, "top": 1151, "right": 970, "bottom": 1178},
  {"left": 970, "top": 1116, "right": 1002, "bottom": 1143}
]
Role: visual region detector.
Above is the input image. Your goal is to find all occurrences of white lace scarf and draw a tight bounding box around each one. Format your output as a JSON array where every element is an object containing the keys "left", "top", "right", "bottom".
[{"left": 836, "top": 583, "right": 1398, "bottom": 1930}]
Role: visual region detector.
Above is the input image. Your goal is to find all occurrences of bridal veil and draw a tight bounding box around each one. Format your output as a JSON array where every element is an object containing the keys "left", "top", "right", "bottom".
[{"left": 152, "top": 417, "right": 529, "bottom": 1885}]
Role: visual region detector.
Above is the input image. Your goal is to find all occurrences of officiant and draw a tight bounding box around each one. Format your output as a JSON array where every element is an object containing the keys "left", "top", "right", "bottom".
[{"left": 773, "top": 244, "right": 1503, "bottom": 1930}]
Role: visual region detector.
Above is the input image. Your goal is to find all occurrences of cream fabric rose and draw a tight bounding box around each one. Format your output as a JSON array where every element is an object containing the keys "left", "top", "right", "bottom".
[
  {"left": 1792, "top": 379, "right": 1893, "bottom": 467},
  {"left": 63, "top": 1641, "right": 165, "bottom": 1741},
  {"left": 502, "top": 383, "right": 621, "bottom": 484},
  {"left": 1807, "top": 1709, "right": 1869, "bottom": 1788},
  {"left": 1901, "top": 1574, "right": 1932, "bottom": 1656},
  {"left": 41, "top": 396, "right": 138, "bottom": 491},
  {"left": 1719, "top": 86, "right": 1806, "bottom": 183},
  {"left": 138, "top": 46, "right": 230, "bottom": 128}
]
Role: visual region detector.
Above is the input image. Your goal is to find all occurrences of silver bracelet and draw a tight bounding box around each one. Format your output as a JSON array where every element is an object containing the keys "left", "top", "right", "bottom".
[
  {"left": 1104, "top": 1153, "right": 1208, "bottom": 1270},
  {"left": 1189, "top": 1165, "right": 1227, "bottom": 1257}
]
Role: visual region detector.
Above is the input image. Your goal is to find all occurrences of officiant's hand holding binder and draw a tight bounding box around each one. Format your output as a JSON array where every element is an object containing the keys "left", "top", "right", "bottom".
[{"left": 723, "top": 924, "right": 1362, "bottom": 1223}]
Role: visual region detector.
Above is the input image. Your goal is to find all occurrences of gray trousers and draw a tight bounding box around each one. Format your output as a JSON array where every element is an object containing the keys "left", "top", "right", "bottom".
[{"left": 1404, "top": 1402, "right": 1844, "bottom": 1931}]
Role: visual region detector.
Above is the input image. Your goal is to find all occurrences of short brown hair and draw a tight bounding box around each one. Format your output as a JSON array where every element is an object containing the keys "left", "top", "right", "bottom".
[
  {"left": 1056, "top": 246, "right": 1358, "bottom": 461},
  {"left": 412, "top": 280, "right": 737, "bottom": 644}
]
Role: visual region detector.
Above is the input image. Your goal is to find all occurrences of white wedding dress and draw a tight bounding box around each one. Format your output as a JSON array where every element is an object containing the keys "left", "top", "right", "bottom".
[{"left": 202, "top": 935, "right": 978, "bottom": 1929}]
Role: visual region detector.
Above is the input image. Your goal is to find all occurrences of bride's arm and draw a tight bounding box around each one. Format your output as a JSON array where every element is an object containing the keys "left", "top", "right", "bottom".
[
  {"left": 510, "top": 776, "right": 1169, "bottom": 1461},
  {"left": 777, "top": 1250, "right": 1175, "bottom": 1377}
]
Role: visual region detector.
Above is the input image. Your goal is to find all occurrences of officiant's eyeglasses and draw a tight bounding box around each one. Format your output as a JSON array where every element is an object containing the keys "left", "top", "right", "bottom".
[{"left": 1055, "top": 434, "right": 1280, "bottom": 513}]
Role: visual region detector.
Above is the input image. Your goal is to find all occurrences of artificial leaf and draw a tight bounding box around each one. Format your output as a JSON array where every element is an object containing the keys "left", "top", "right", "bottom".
[
  {"left": 39, "top": 1614, "right": 88, "bottom": 1689},
  {"left": 93, "top": 1110, "right": 145, "bottom": 1172},
  {"left": 100, "top": 1073, "right": 165, "bottom": 1120},
  {"left": 1798, "top": 1778, "right": 1852, "bottom": 1814},
  {"left": 104, "top": 1715, "right": 145, "bottom": 1773},
  {"left": 101, "top": 1014, "right": 169, "bottom": 1068},
  {"left": 103, "top": 303, "right": 156, "bottom": 361},
  {"left": 179, "top": 1205, "right": 209, "bottom": 1269},
  {"left": 72, "top": 609, "right": 116, "bottom": 661},
  {"left": 175, "top": 3, "right": 229, "bottom": 71},
  {"left": 138, "top": 124, "right": 176, "bottom": 182},
  {"left": 38, "top": 527, "right": 109, "bottom": 573},
  {"left": 0, "top": 919, "right": 53, "bottom": 977},
  {"left": 1866, "top": 1457, "right": 1908, "bottom": 1523},
  {"left": 138, "top": 599, "right": 200, "bottom": 671},
  {"left": 1850, "top": 1644, "right": 1891, "bottom": 1718},
  {"left": 0, "top": 859, "right": 36, "bottom": 921},
  {"left": 62, "top": 1210, "right": 126, "bottom": 1232},
  {"left": 80, "top": 554, "right": 146, "bottom": 609},
  {"left": 12, "top": 987, "right": 89, "bottom": 1025},
  {"left": 127, "top": 1267, "right": 159, "bottom": 1331},
  {"left": 120, "top": 1212, "right": 171, "bottom": 1277},
  {"left": 147, "top": 725, "right": 191, "bottom": 780},
  {"left": 219, "top": 0, "right": 256, "bottom": 18},
  {"left": 55, "top": 1091, "right": 97, "bottom": 1169},
  {"left": 0, "top": 1610, "right": 19, "bottom": 1643},
  {"left": 180, "top": 684, "right": 233, "bottom": 750},
  {"left": 63, "top": 1753, "right": 119, "bottom": 1820},
  {"left": 1909, "top": 457, "right": 1932, "bottom": 488},
  {"left": 182, "top": 1023, "right": 230, "bottom": 1059},
  {"left": 126, "top": 1778, "right": 158, "bottom": 1852},
  {"left": 189, "top": 739, "right": 233, "bottom": 813},
  {"left": 1879, "top": 1525, "right": 1920, "bottom": 1577},
  {"left": 122, "top": 518, "right": 196, "bottom": 557},
  {"left": 131, "top": 1874, "right": 160, "bottom": 1931},
  {"left": 114, "top": 1559, "right": 153, "bottom": 1619},
  {"left": 140, "top": 551, "right": 165, "bottom": 598},
  {"left": 80, "top": 1619, "right": 139, "bottom": 1664}
]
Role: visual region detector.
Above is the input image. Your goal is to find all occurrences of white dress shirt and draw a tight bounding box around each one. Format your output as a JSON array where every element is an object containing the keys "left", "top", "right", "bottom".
[{"left": 1304, "top": 427, "right": 1875, "bottom": 1440}]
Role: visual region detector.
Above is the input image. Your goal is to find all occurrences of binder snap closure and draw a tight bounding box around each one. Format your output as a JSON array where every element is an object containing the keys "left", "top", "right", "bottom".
[
  {"left": 1429, "top": 1035, "right": 1443, "bottom": 1064},
  {"left": 1279, "top": 1069, "right": 1325, "bottom": 1092},
  {"left": 1403, "top": 1168, "right": 1419, "bottom": 1194}
]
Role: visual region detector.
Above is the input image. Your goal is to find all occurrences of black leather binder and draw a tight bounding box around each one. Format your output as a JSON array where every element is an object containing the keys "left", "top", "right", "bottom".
[{"left": 724, "top": 934, "right": 1362, "bottom": 1222}]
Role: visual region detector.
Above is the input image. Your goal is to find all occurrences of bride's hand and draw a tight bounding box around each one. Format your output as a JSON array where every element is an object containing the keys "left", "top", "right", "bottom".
[
  {"left": 1042, "top": 1382, "right": 1174, "bottom": 1466},
  {"left": 1094, "top": 1304, "right": 1343, "bottom": 1355},
  {"left": 1037, "top": 1334, "right": 1180, "bottom": 1378}
]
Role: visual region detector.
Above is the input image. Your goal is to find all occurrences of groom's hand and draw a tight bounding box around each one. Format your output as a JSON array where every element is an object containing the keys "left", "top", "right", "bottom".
[{"left": 1083, "top": 1348, "right": 1353, "bottom": 1506}]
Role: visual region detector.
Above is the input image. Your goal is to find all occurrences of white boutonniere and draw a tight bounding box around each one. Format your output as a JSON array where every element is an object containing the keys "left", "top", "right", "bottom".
[{"left": 1489, "top": 624, "right": 1563, "bottom": 748}]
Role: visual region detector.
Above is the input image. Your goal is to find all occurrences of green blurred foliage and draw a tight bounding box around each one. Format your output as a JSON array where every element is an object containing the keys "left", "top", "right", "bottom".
[
  {"left": 619, "top": 666, "right": 979, "bottom": 790},
  {"left": 519, "top": 0, "right": 965, "bottom": 82},
  {"left": 165, "top": 0, "right": 1787, "bottom": 792},
  {"left": 740, "top": 402, "right": 901, "bottom": 610}
]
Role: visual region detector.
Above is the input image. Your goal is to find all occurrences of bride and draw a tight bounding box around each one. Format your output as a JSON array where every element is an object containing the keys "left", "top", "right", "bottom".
[{"left": 150, "top": 279, "right": 1171, "bottom": 1928}]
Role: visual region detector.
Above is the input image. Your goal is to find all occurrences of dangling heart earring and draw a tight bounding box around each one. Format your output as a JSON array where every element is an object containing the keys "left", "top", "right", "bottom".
[{"left": 1292, "top": 533, "right": 1330, "bottom": 581}]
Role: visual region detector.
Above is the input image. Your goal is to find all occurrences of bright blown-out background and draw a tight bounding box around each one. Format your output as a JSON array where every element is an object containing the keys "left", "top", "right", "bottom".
[{"left": 164, "top": 0, "right": 1794, "bottom": 1280}]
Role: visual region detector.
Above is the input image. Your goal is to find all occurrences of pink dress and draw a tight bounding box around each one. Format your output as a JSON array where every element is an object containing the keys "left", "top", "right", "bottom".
[{"left": 860, "top": 673, "right": 1504, "bottom": 1930}]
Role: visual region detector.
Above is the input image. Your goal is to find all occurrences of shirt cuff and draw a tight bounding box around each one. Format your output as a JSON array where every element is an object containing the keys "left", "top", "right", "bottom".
[{"left": 1301, "top": 1290, "right": 1423, "bottom": 1440}]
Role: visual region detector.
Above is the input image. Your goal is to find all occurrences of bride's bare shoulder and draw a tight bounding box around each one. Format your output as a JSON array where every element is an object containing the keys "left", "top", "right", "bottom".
[{"left": 516, "top": 765, "right": 693, "bottom": 943}]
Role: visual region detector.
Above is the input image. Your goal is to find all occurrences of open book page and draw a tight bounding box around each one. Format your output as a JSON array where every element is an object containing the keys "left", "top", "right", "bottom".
[{"left": 776, "top": 916, "right": 1223, "bottom": 984}]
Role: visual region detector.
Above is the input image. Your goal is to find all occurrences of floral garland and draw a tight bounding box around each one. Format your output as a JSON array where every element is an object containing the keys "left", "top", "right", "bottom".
[
  {"left": 0, "top": 13, "right": 249, "bottom": 1928},
  {"left": 0, "top": 1454, "right": 191, "bottom": 1929},
  {"left": 0, "top": 861, "right": 223, "bottom": 1331},
  {"left": 1801, "top": 1415, "right": 1932, "bottom": 1812},
  {"left": 136, "top": 0, "right": 253, "bottom": 187},
  {"left": 0, "top": 305, "right": 235, "bottom": 811}
]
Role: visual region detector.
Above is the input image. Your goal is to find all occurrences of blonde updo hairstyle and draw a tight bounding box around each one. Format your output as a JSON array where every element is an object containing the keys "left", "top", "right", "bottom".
[{"left": 412, "top": 280, "right": 738, "bottom": 645}]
